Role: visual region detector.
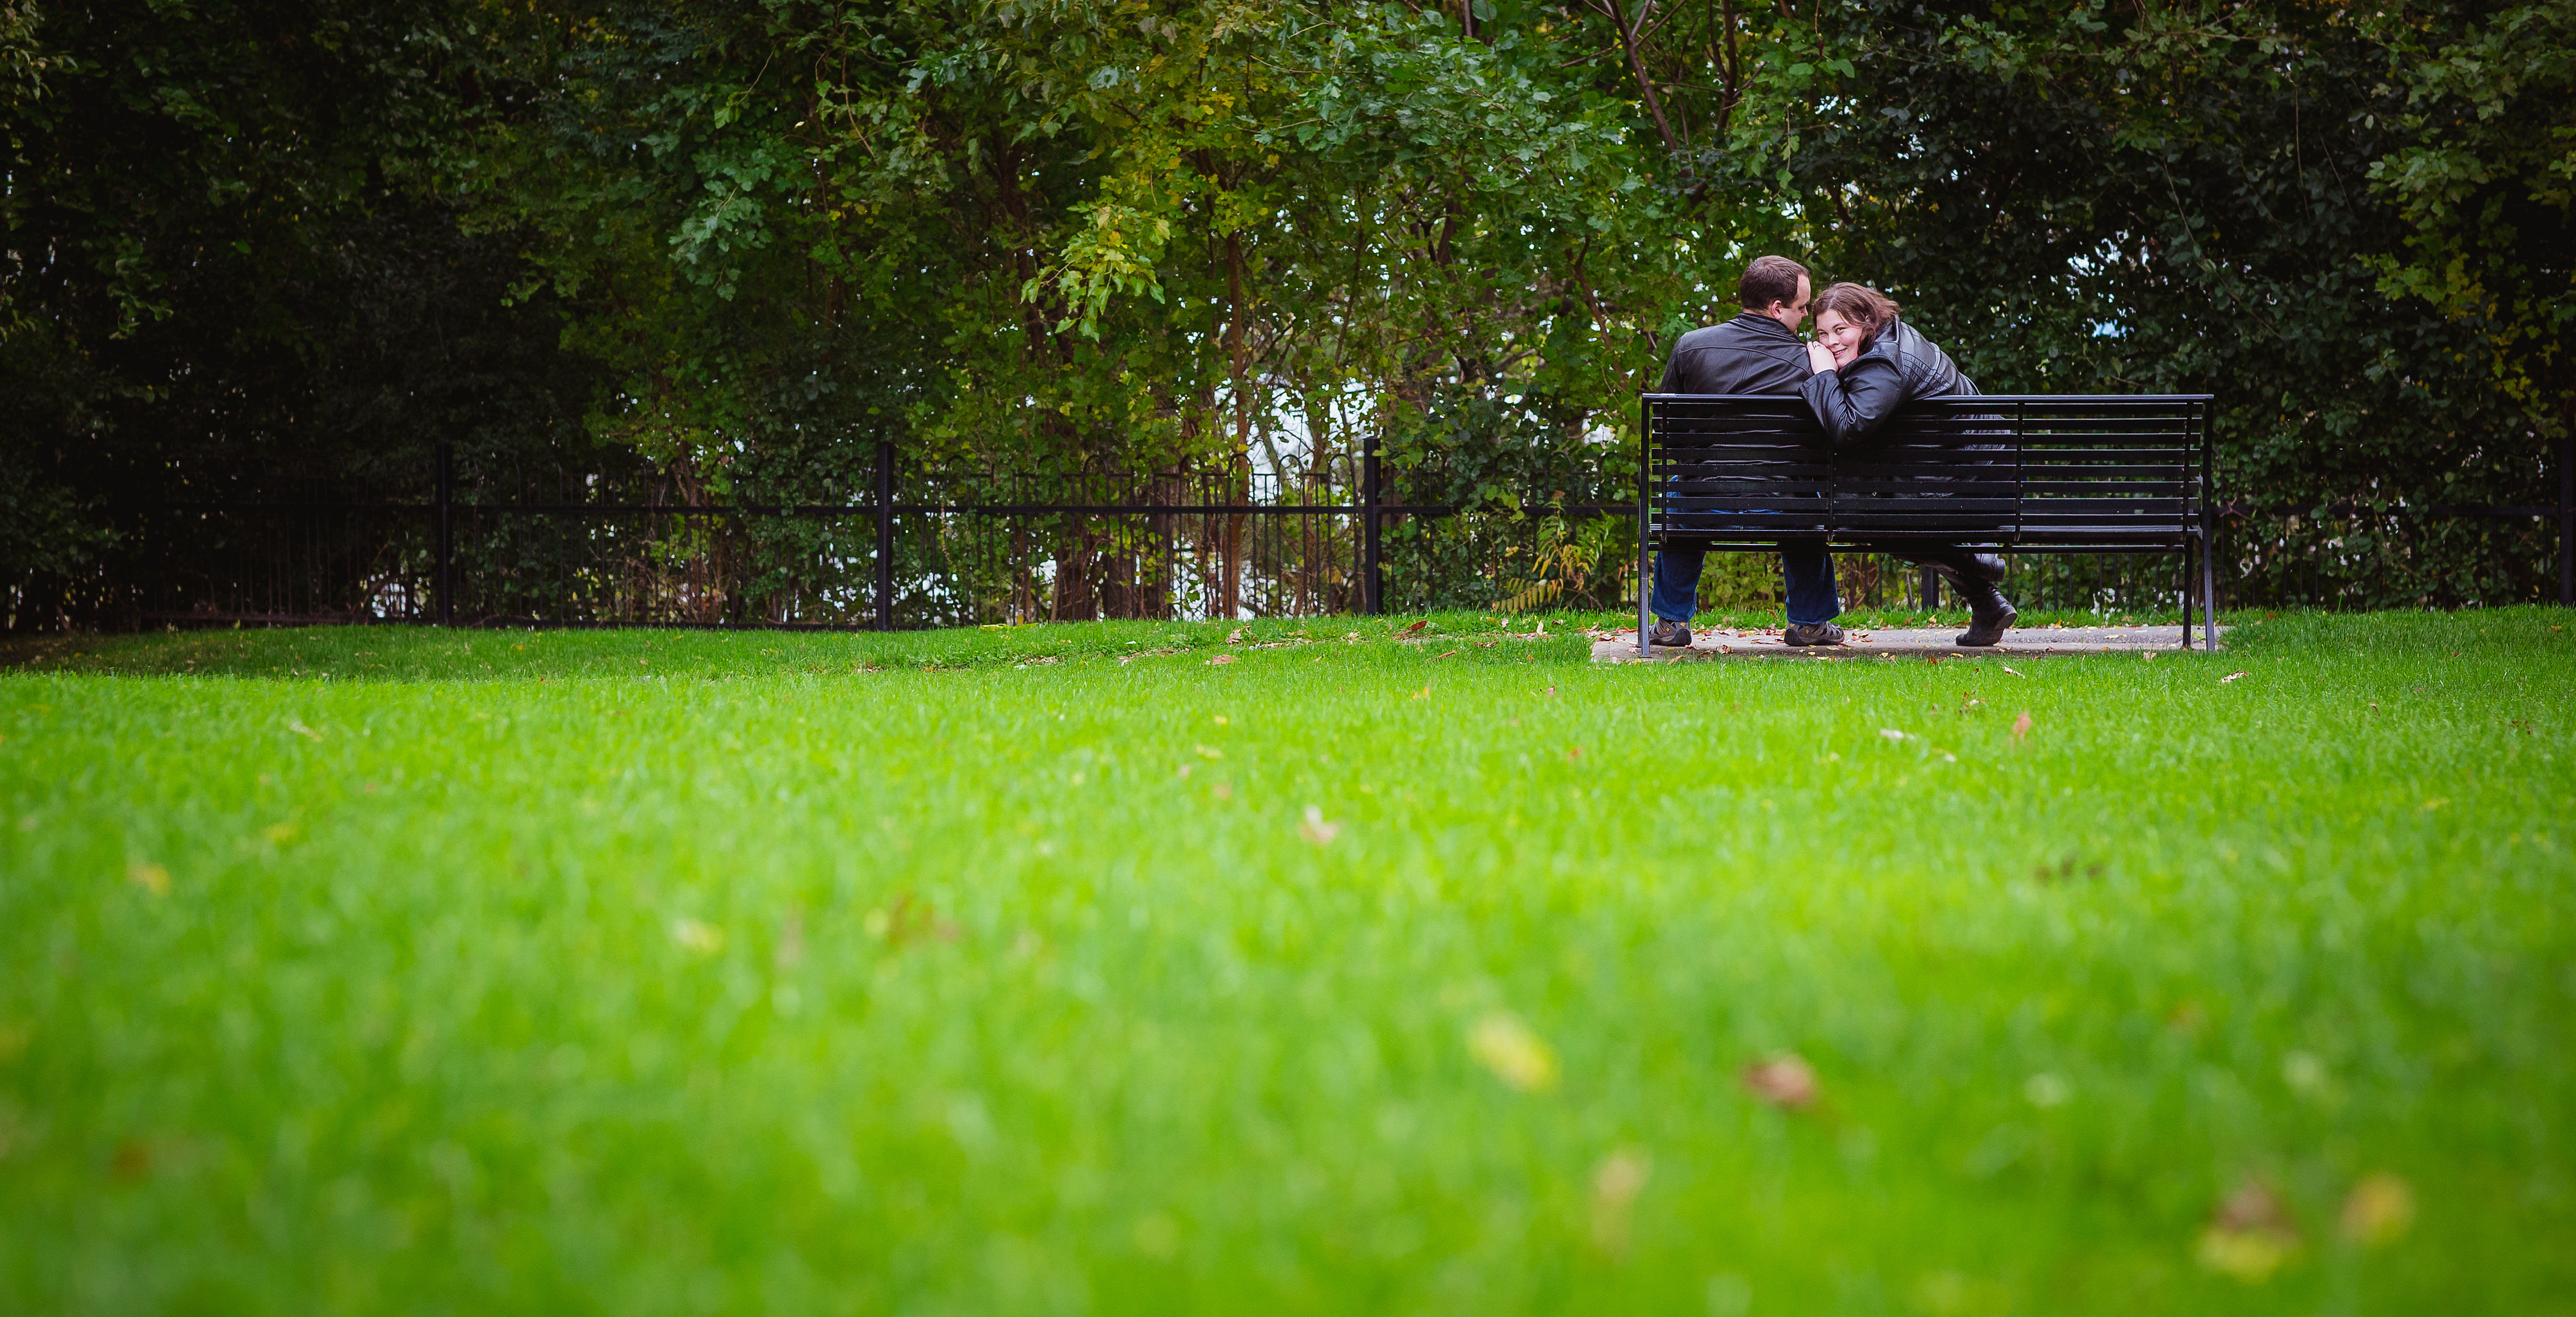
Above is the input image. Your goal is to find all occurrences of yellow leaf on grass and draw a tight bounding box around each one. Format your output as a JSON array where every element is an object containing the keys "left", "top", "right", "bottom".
[
  {"left": 1589, "top": 1146, "right": 1653, "bottom": 1254},
  {"left": 671, "top": 918, "right": 726, "bottom": 955},
  {"left": 1468, "top": 1011, "right": 1557, "bottom": 1092},
  {"left": 126, "top": 862, "right": 171, "bottom": 896},
  {"left": 2197, "top": 1180, "right": 2301, "bottom": 1281},
  {"left": 2339, "top": 1173, "right": 2415, "bottom": 1246}
]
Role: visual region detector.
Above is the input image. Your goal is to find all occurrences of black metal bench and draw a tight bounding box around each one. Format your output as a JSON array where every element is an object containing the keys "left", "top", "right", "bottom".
[{"left": 1634, "top": 393, "right": 2218, "bottom": 656}]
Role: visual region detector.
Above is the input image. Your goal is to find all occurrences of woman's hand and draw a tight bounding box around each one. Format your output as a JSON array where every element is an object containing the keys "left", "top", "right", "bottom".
[{"left": 1805, "top": 340, "right": 1837, "bottom": 375}]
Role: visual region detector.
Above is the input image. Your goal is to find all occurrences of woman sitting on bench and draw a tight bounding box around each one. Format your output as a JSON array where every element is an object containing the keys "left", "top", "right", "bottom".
[{"left": 1798, "top": 282, "right": 2020, "bottom": 647}]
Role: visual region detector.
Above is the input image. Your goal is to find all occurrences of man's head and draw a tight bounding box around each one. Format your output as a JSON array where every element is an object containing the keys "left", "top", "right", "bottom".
[{"left": 1739, "top": 256, "right": 1812, "bottom": 330}]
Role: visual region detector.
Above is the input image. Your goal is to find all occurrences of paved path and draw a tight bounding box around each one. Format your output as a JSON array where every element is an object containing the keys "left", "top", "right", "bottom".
[{"left": 1591, "top": 624, "right": 2222, "bottom": 663}]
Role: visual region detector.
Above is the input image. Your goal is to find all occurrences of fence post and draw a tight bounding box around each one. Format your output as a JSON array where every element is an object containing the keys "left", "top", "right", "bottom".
[
  {"left": 436, "top": 441, "right": 453, "bottom": 626},
  {"left": 874, "top": 440, "right": 894, "bottom": 631},
  {"left": 2559, "top": 426, "right": 2572, "bottom": 607},
  {"left": 1362, "top": 429, "right": 1380, "bottom": 615}
]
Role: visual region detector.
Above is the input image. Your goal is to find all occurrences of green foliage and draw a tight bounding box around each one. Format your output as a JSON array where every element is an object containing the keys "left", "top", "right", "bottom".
[
  {"left": 6, "top": 0, "right": 2572, "bottom": 620},
  {"left": 3, "top": 611, "right": 2574, "bottom": 1309}
]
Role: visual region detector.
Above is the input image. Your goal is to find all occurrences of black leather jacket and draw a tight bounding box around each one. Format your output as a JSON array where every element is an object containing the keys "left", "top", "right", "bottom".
[
  {"left": 1658, "top": 312, "right": 1812, "bottom": 395},
  {"left": 1797, "top": 318, "right": 1977, "bottom": 445}
]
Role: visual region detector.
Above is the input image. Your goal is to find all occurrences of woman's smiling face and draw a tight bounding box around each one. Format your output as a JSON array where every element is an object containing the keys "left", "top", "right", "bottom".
[{"left": 1815, "top": 309, "right": 1870, "bottom": 367}]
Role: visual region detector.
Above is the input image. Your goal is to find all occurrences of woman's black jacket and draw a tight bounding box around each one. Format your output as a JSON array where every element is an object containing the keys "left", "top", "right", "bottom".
[{"left": 1797, "top": 318, "right": 1978, "bottom": 445}]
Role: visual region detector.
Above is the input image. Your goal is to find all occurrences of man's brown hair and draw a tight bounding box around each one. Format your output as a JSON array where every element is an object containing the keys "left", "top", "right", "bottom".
[
  {"left": 1814, "top": 282, "right": 1900, "bottom": 335},
  {"left": 1738, "top": 256, "right": 1809, "bottom": 311}
]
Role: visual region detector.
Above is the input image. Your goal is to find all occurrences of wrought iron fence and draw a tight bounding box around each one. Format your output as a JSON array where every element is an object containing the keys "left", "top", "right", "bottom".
[{"left": 19, "top": 434, "right": 2571, "bottom": 631}]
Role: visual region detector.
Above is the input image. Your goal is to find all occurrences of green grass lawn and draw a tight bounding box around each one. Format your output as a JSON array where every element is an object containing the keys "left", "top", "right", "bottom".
[{"left": 3, "top": 609, "right": 2571, "bottom": 1314}]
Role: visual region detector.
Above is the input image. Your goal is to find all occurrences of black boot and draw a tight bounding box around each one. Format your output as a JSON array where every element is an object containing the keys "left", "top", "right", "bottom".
[
  {"left": 1782, "top": 620, "right": 1845, "bottom": 646},
  {"left": 1954, "top": 580, "right": 2017, "bottom": 647},
  {"left": 1647, "top": 619, "right": 1692, "bottom": 649}
]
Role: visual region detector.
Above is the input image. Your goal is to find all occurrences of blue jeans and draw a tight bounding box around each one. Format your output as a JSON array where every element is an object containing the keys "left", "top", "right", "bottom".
[{"left": 1651, "top": 541, "right": 1841, "bottom": 626}]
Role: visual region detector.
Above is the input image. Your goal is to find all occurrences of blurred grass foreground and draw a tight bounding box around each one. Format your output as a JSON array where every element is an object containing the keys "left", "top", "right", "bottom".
[{"left": 2, "top": 609, "right": 2572, "bottom": 1313}]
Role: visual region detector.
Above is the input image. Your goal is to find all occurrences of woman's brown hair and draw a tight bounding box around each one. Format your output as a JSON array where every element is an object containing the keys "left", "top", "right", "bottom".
[{"left": 1815, "top": 282, "right": 1900, "bottom": 336}]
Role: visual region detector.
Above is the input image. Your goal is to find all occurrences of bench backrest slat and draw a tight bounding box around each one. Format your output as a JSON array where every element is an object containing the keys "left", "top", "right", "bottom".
[{"left": 1642, "top": 392, "right": 2212, "bottom": 550}]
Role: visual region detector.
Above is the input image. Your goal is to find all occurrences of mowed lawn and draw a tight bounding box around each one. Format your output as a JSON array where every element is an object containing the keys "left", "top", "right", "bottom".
[{"left": 2, "top": 610, "right": 2571, "bottom": 1315}]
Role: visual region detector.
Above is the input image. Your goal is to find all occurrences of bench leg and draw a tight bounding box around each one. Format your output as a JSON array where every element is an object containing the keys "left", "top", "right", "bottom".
[
  {"left": 1637, "top": 534, "right": 1651, "bottom": 659},
  {"left": 2178, "top": 539, "right": 2194, "bottom": 650},
  {"left": 2201, "top": 532, "right": 2220, "bottom": 651}
]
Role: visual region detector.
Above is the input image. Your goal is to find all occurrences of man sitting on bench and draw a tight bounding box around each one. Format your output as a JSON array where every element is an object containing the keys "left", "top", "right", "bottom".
[{"left": 1648, "top": 255, "right": 1849, "bottom": 648}]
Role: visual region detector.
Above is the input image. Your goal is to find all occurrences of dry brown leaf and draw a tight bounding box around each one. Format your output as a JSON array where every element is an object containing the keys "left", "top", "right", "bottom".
[
  {"left": 2222, "top": 671, "right": 2249, "bottom": 684},
  {"left": 1740, "top": 1054, "right": 1819, "bottom": 1109},
  {"left": 1205, "top": 653, "right": 1237, "bottom": 666},
  {"left": 1431, "top": 650, "right": 1459, "bottom": 660},
  {"left": 2000, "top": 665, "right": 2026, "bottom": 678},
  {"left": 1225, "top": 628, "right": 1244, "bottom": 644},
  {"left": 2011, "top": 710, "right": 2032, "bottom": 741},
  {"left": 1400, "top": 619, "right": 1428, "bottom": 636}
]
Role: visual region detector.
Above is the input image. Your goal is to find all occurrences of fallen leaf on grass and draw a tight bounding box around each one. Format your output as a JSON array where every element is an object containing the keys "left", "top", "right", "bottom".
[
  {"left": 1741, "top": 1054, "right": 1819, "bottom": 1109},
  {"left": 2222, "top": 671, "right": 2249, "bottom": 684},
  {"left": 1880, "top": 728, "right": 1909, "bottom": 742},
  {"left": 285, "top": 718, "right": 324, "bottom": 741},
  {"left": 1225, "top": 628, "right": 1243, "bottom": 644},
  {"left": 1410, "top": 685, "right": 1430, "bottom": 700},
  {"left": 1566, "top": 745, "right": 1584, "bottom": 760},
  {"left": 1298, "top": 805, "right": 1341, "bottom": 846},
  {"left": 1400, "top": 619, "right": 1427, "bottom": 636},
  {"left": 2011, "top": 711, "right": 2032, "bottom": 741},
  {"left": 1205, "top": 653, "right": 1236, "bottom": 666},
  {"left": 126, "top": 863, "right": 170, "bottom": 896},
  {"left": 863, "top": 893, "right": 959, "bottom": 946},
  {"left": 2197, "top": 1180, "right": 2300, "bottom": 1282},
  {"left": 1590, "top": 1147, "right": 1653, "bottom": 1254},
  {"left": 2000, "top": 666, "right": 2025, "bottom": 678},
  {"left": 1467, "top": 1011, "right": 1557, "bottom": 1092},
  {"left": 1194, "top": 744, "right": 1223, "bottom": 760},
  {"left": 1430, "top": 650, "right": 1459, "bottom": 660},
  {"left": 2339, "top": 1173, "right": 2415, "bottom": 1246},
  {"left": 671, "top": 918, "right": 726, "bottom": 956}
]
